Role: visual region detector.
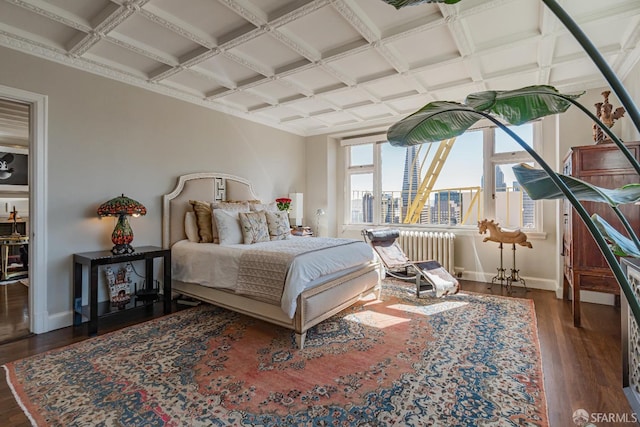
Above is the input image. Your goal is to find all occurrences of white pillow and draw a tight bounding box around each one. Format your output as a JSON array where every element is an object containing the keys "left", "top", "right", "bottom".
[
  {"left": 213, "top": 209, "right": 244, "bottom": 245},
  {"left": 250, "top": 201, "right": 278, "bottom": 212},
  {"left": 184, "top": 211, "right": 199, "bottom": 242},
  {"left": 211, "top": 201, "right": 250, "bottom": 243}
]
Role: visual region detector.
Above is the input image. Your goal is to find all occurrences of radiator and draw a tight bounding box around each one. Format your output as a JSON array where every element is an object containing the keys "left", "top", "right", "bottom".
[{"left": 397, "top": 230, "right": 455, "bottom": 273}]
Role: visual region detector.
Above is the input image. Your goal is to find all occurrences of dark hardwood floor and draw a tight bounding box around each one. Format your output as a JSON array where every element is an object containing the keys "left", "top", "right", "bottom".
[
  {"left": 0, "top": 280, "right": 634, "bottom": 427},
  {"left": 0, "top": 281, "right": 30, "bottom": 344}
]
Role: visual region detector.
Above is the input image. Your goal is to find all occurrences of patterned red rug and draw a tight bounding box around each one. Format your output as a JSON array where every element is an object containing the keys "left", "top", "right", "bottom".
[{"left": 4, "top": 281, "right": 548, "bottom": 426}]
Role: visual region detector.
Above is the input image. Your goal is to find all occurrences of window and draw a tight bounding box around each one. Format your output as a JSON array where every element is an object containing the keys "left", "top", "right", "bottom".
[{"left": 344, "top": 122, "right": 540, "bottom": 230}]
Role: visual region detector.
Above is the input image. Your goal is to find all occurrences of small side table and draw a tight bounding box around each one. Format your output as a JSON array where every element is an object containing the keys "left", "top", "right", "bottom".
[
  {"left": 0, "top": 235, "right": 28, "bottom": 280},
  {"left": 73, "top": 245, "right": 171, "bottom": 335}
]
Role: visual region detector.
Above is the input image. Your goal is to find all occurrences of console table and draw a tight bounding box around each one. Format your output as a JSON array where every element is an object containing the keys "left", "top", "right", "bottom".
[{"left": 73, "top": 245, "right": 171, "bottom": 335}]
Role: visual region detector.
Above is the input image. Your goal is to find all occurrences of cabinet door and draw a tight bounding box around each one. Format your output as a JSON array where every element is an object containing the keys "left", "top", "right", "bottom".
[{"left": 575, "top": 169, "right": 639, "bottom": 268}]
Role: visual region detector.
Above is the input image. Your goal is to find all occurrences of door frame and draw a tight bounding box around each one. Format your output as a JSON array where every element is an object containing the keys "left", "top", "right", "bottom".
[{"left": 0, "top": 84, "right": 48, "bottom": 334}]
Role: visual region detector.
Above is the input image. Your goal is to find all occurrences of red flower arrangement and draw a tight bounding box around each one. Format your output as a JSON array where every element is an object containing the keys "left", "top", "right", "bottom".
[{"left": 276, "top": 197, "right": 291, "bottom": 211}]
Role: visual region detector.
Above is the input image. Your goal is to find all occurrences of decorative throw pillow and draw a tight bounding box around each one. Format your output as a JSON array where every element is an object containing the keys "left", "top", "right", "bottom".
[
  {"left": 239, "top": 211, "right": 270, "bottom": 244},
  {"left": 184, "top": 211, "right": 199, "bottom": 242},
  {"left": 250, "top": 201, "right": 278, "bottom": 212},
  {"left": 265, "top": 211, "right": 291, "bottom": 241},
  {"left": 189, "top": 200, "right": 213, "bottom": 243},
  {"left": 211, "top": 201, "right": 250, "bottom": 243},
  {"left": 213, "top": 209, "right": 245, "bottom": 245}
]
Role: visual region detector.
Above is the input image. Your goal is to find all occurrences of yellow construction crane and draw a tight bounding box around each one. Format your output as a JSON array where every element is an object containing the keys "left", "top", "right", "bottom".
[{"left": 403, "top": 138, "right": 457, "bottom": 224}]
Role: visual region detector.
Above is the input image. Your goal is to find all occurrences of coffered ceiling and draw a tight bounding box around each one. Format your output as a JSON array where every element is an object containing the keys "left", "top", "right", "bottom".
[{"left": 0, "top": 0, "right": 639, "bottom": 136}]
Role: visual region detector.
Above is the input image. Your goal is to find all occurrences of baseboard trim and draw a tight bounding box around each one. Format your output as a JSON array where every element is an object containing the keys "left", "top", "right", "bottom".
[
  {"left": 47, "top": 310, "right": 73, "bottom": 332},
  {"left": 461, "top": 271, "right": 557, "bottom": 292}
]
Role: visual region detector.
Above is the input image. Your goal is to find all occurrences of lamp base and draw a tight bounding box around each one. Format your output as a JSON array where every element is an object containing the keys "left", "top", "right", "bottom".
[
  {"left": 111, "top": 244, "right": 135, "bottom": 255},
  {"left": 110, "top": 214, "right": 135, "bottom": 255}
]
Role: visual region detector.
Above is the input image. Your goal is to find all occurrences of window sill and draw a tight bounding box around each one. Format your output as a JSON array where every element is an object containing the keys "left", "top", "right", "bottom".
[{"left": 341, "top": 224, "right": 547, "bottom": 240}]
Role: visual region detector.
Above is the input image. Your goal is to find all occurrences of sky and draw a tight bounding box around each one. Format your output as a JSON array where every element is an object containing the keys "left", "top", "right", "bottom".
[{"left": 351, "top": 123, "right": 533, "bottom": 192}]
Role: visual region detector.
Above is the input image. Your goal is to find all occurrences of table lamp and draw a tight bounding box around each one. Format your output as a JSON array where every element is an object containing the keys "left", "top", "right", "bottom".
[
  {"left": 288, "top": 193, "right": 303, "bottom": 227},
  {"left": 97, "top": 194, "right": 146, "bottom": 254}
]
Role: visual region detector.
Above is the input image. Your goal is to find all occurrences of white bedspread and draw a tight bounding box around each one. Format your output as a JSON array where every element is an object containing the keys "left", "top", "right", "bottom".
[{"left": 171, "top": 236, "right": 377, "bottom": 318}]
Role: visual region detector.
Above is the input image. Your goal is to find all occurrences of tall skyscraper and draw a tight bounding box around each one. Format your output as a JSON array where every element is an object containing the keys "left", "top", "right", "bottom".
[
  {"left": 495, "top": 167, "right": 506, "bottom": 191},
  {"left": 481, "top": 167, "right": 507, "bottom": 192},
  {"left": 402, "top": 145, "right": 420, "bottom": 220},
  {"left": 362, "top": 192, "right": 374, "bottom": 223},
  {"left": 513, "top": 181, "right": 535, "bottom": 227},
  {"left": 381, "top": 193, "right": 400, "bottom": 223},
  {"left": 432, "top": 191, "right": 461, "bottom": 224}
]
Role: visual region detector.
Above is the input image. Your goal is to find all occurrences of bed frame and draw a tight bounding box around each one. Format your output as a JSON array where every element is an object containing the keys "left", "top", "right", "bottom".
[{"left": 162, "top": 172, "right": 382, "bottom": 348}]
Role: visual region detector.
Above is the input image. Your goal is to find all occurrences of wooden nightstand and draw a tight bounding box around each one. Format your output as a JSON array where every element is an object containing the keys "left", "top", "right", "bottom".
[{"left": 73, "top": 246, "right": 171, "bottom": 335}]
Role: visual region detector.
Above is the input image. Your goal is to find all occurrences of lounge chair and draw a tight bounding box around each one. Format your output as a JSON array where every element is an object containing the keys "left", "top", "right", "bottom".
[{"left": 362, "top": 228, "right": 459, "bottom": 298}]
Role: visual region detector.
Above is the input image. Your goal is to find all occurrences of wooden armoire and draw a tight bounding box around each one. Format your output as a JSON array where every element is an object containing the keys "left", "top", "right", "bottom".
[{"left": 562, "top": 141, "right": 640, "bottom": 326}]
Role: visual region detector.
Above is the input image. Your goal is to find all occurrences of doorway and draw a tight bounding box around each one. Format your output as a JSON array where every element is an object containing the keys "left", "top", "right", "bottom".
[
  {"left": 0, "top": 98, "right": 31, "bottom": 343},
  {"left": 0, "top": 84, "right": 47, "bottom": 338}
]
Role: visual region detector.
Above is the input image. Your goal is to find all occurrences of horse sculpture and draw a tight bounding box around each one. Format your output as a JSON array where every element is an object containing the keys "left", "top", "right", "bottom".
[{"left": 478, "top": 219, "right": 532, "bottom": 248}]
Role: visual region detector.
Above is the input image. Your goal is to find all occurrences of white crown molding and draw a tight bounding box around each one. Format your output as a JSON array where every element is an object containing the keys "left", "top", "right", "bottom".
[
  {"left": 0, "top": 33, "right": 312, "bottom": 134},
  {"left": 6, "top": 0, "right": 91, "bottom": 32},
  {"left": 0, "top": 28, "right": 66, "bottom": 56}
]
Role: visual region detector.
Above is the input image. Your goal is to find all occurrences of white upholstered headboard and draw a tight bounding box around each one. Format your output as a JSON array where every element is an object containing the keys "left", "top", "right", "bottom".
[{"left": 162, "top": 172, "right": 260, "bottom": 248}]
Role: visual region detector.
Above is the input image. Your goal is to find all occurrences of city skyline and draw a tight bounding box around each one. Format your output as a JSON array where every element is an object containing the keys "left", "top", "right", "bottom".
[
  {"left": 351, "top": 123, "right": 535, "bottom": 227},
  {"left": 354, "top": 145, "right": 534, "bottom": 227}
]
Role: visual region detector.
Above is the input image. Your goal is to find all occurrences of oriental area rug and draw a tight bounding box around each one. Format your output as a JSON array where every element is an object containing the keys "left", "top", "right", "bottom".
[{"left": 4, "top": 281, "right": 548, "bottom": 426}]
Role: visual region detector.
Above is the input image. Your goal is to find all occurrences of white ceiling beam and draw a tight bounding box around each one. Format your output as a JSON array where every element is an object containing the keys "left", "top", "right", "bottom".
[
  {"left": 537, "top": 2, "right": 558, "bottom": 85},
  {"left": 139, "top": 5, "right": 216, "bottom": 49},
  {"left": 611, "top": 17, "right": 640, "bottom": 79},
  {"left": 107, "top": 34, "right": 177, "bottom": 66},
  {"left": 269, "top": 0, "right": 329, "bottom": 28}
]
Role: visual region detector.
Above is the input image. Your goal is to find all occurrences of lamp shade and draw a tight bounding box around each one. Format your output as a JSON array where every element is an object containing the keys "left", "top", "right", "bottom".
[
  {"left": 97, "top": 194, "right": 147, "bottom": 217},
  {"left": 288, "top": 192, "right": 303, "bottom": 227},
  {"left": 97, "top": 194, "right": 146, "bottom": 254}
]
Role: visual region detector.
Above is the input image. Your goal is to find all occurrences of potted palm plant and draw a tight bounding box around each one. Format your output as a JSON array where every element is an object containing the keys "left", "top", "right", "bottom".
[{"left": 380, "top": 0, "right": 640, "bottom": 332}]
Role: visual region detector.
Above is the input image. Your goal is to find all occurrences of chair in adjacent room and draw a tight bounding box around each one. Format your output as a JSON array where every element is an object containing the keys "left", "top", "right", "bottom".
[{"left": 362, "top": 228, "right": 459, "bottom": 298}]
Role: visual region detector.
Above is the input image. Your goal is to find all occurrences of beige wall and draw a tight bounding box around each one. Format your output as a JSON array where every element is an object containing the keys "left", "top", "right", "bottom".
[
  {"left": 305, "top": 134, "right": 339, "bottom": 237},
  {"left": 0, "top": 46, "right": 306, "bottom": 327}
]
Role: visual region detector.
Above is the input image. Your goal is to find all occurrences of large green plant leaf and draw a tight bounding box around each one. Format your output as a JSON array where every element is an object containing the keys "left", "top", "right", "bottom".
[
  {"left": 387, "top": 101, "right": 481, "bottom": 146},
  {"left": 512, "top": 163, "right": 640, "bottom": 206},
  {"left": 380, "top": 0, "right": 460, "bottom": 8},
  {"left": 592, "top": 214, "right": 640, "bottom": 258},
  {"left": 465, "top": 86, "right": 583, "bottom": 125}
]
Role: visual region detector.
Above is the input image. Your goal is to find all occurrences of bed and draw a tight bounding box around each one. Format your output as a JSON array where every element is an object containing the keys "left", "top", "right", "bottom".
[{"left": 162, "top": 172, "right": 383, "bottom": 348}]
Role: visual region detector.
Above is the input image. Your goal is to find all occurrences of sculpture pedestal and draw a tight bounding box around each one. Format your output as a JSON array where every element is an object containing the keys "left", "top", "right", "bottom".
[{"left": 490, "top": 242, "right": 527, "bottom": 293}]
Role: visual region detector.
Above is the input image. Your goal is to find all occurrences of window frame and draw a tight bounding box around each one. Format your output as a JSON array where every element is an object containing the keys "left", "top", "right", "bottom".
[{"left": 342, "top": 121, "right": 543, "bottom": 231}]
